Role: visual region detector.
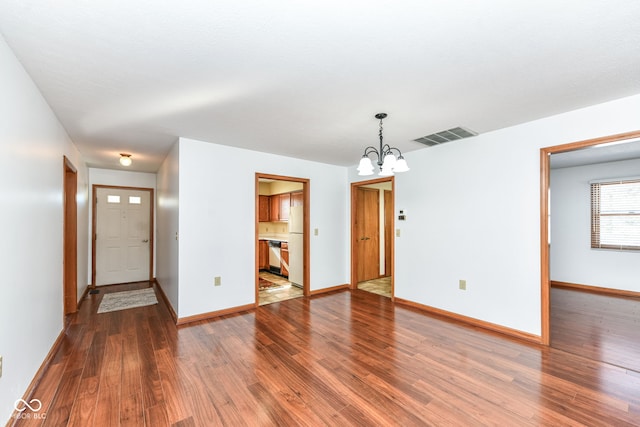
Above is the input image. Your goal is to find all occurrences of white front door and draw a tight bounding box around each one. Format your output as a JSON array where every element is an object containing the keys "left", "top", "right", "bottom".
[{"left": 95, "top": 187, "right": 151, "bottom": 285}]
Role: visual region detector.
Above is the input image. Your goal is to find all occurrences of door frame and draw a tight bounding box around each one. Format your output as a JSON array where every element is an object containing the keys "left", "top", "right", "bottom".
[
  {"left": 91, "top": 185, "right": 155, "bottom": 287},
  {"left": 350, "top": 176, "right": 394, "bottom": 298},
  {"left": 539, "top": 129, "right": 640, "bottom": 345},
  {"left": 63, "top": 157, "right": 78, "bottom": 315},
  {"left": 255, "top": 173, "right": 310, "bottom": 304}
]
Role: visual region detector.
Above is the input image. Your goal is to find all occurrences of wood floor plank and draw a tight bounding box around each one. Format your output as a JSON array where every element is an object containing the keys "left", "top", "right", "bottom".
[
  {"left": 119, "top": 392, "right": 144, "bottom": 427},
  {"left": 10, "top": 283, "right": 640, "bottom": 426},
  {"left": 134, "top": 313, "right": 164, "bottom": 410},
  {"left": 41, "top": 368, "right": 82, "bottom": 426},
  {"left": 145, "top": 404, "right": 169, "bottom": 427},
  {"left": 65, "top": 376, "right": 98, "bottom": 427}
]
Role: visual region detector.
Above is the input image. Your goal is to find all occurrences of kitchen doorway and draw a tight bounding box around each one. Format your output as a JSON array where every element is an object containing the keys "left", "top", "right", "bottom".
[
  {"left": 351, "top": 177, "right": 394, "bottom": 299},
  {"left": 255, "top": 173, "right": 310, "bottom": 306}
]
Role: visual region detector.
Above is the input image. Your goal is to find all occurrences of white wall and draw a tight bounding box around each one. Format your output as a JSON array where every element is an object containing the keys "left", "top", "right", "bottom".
[
  {"left": 87, "top": 168, "right": 158, "bottom": 283},
  {"left": 350, "top": 93, "right": 640, "bottom": 337},
  {"left": 551, "top": 158, "right": 640, "bottom": 291},
  {"left": 0, "top": 35, "right": 88, "bottom": 421},
  {"left": 156, "top": 142, "right": 180, "bottom": 311},
  {"left": 176, "top": 138, "right": 349, "bottom": 318}
]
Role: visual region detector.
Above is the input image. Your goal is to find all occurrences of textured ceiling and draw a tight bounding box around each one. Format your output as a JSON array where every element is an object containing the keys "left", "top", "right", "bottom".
[{"left": 1, "top": 1, "right": 640, "bottom": 172}]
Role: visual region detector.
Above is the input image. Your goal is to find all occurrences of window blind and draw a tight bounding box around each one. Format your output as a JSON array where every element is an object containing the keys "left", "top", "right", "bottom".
[{"left": 591, "top": 178, "right": 640, "bottom": 250}]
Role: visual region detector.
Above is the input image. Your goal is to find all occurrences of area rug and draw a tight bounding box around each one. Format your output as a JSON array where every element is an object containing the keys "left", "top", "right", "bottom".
[
  {"left": 259, "top": 278, "right": 288, "bottom": 291},
  {"left": 97, "top": 287, "right": 158, "bottom": 313}
]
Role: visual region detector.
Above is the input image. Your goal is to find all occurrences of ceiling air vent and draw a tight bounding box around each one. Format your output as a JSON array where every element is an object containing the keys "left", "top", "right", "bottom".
[{"left": 413, "top": 127, "right": 478, "bottom": 147}]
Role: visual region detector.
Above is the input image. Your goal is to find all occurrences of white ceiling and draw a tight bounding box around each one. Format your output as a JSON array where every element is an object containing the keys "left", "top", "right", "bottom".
[{"left": 1, "top": 1, "right": 639, "bottom": 172}]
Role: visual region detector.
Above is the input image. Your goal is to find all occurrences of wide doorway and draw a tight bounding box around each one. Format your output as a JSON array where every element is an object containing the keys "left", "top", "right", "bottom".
[
  {"left": 351, "top": 177, "right": 394, "bottom": 298},
  {"left": 255, "top": 173, "right": 310, "bottom": 306},
  {"left": 541, "top": 130, "right": 640, "bottom": 351},
  {"left": 93, "top": 185, "right": 154, "bottom": 286}
]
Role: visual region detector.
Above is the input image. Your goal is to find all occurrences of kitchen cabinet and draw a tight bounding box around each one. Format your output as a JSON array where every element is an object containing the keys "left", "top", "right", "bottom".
[
  {"left": 279, "top": 193, "right": 291, "bottom": 220},
  {"left": 281, "top": 242, "right": 289, "bottom": 277},
  {"left": 259, "top": 240, "right": 269, "bottom": 270},
  {"left": 291, "top": 191, "right": 303, "bottom": 207},
  {"left": 259, "top": 195, "right": 271, "bottom": 222},
  {"left": 270, "top": 193, "right": 291, "bottom": 221}
]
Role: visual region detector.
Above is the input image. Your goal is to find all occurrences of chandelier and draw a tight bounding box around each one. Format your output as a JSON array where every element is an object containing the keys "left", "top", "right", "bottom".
[{"left": 357, "top": 113, "right": 409, "bottom": 176}]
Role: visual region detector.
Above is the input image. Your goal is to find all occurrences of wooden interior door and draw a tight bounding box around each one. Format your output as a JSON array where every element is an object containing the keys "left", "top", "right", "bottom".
[{"left": 356, "top": 187, "right": 380, "bottom": 282}]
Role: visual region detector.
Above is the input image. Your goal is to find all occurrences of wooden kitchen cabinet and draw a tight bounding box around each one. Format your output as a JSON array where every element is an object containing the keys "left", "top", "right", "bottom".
[
  {"left": 259, "top": 195, "right": 270, "bottom": 222},
  {"left": 270, "top": 193, "right": 291, "bottom": 221},
  {"left": 291, "top": 191, "right": 303, "bottom": 207},
  {"left": 279, "top": 193, "right": 290, "bottom": 221},
  {"left": 281, "top": 242, "right": 289, "bottom": 277},
  {"left": 259, "top": 240, "right": 269, "bottom": 270}
]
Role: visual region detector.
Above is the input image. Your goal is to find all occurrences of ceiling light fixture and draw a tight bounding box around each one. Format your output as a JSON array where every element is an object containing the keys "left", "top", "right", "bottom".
[
  {"left": 357, "top": 113, "right": 409, "bottom": 176},
  {"left": 119, "top": 153, "right": 132, "bottom": 166}
]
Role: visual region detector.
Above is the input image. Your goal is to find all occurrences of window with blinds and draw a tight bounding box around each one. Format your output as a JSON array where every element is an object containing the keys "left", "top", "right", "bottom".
[{"left": 591, "top": 178, "right": 640, "bottom": 250}]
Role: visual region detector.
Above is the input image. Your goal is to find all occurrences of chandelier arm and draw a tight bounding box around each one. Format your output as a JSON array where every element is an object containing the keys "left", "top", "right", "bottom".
[
  {"left": 362, "top": 146, "right": 380, "bottom": 158},
  {"left": 380, "top": 144, "right": 393, "bottom": 156},
  {"left": 386, "top": 147, "right": 404, "bottom": 157}
]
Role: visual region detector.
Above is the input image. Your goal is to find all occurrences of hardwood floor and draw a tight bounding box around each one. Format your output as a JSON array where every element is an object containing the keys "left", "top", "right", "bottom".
[
  {"left": 9, "top": 283, "right": 640, "bottom": 426},
  {"left": 551, "top": 286, "right": 640, "bottom": 373}
]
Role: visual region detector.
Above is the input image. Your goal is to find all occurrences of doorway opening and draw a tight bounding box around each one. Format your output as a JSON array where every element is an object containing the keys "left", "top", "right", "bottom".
[
  {"left": 350, "top": 177, "right": 394, "bottom": 299},
  {"left": 63, "top": 157, "right": 78, "bottom": 316},
  {"left": 540, "top": 130, "right": 640, "bottom": 348},
  {"left": 92, "top": 185, "right": 154, "bottom": 287},
  {"left": 255, "top": 173, "right": 310, "bottom": 306}
]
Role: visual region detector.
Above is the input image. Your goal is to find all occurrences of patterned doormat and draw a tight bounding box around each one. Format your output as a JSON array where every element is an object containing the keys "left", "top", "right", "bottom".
[
  {"left": 97, "top": 287, "right": 158, "bottom": 313},
  {"left": 259, "top": 278, "right": 288, "bottom": 291}
]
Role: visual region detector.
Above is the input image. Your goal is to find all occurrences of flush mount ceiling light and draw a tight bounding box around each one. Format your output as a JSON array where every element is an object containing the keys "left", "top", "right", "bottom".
[
  {"left": 119, "top": 153, "right": 132, "bottom": 166},
  {"left": 357, "top": 113, "right": 409, "bottom": 176}
]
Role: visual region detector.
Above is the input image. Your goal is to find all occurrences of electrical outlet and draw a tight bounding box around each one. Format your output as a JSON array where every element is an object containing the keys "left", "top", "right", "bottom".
[
  {"left": 459, "top": 279, "right": 467, "bottom": 290},
  {"left": 214, "top": 277, "right": 221, "bottom": 286},
  {"left": 314, "top": 228, "right": 319, "bottom": 236},
  {"left": 0, "top": 355, "right": 3, "bottom": 378}
]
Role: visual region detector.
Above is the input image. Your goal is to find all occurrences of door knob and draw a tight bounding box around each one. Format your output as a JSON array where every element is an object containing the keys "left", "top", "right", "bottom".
[{"left": 142, "top": 239, "right": 149, "bottom": 243}]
